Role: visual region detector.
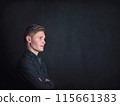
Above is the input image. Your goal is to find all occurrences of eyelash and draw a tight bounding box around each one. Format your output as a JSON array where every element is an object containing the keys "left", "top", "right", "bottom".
[{"left": 39, "top": 37, "right": 45, "bottom": 41}]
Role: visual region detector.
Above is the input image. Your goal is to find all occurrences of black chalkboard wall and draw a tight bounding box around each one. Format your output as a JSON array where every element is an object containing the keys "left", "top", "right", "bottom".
[{"left": 0, "top": 0, "right": 120, "bottom": 89}]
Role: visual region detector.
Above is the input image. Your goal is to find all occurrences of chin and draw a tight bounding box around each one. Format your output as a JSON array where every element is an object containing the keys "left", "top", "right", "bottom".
[{"left": 39, "top": 49, "right": 44, "bottom": 52}]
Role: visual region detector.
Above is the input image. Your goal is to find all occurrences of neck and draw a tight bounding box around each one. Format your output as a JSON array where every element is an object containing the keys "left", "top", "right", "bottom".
[{"left": 27, "top": 46, "right": 39, "bottom": 56}]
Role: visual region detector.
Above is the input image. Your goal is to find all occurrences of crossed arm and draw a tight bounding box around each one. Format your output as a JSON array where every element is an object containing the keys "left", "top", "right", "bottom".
[{"left": 17, "top": 60, "right": 54, "bottom": 89}]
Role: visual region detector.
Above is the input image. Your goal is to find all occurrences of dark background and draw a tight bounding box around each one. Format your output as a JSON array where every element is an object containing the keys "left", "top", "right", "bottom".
[{"left": 0, "top": 0, "right": 120, "bottom": 89}]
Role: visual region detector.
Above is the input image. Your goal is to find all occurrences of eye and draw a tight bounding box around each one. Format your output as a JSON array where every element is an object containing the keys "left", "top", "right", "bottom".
[{"left": 39, "top": 36, "right": 42, "bottom": 39}]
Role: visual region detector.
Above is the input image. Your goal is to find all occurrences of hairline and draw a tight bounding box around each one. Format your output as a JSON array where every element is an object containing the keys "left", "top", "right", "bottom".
[{"left": 27, "top": 30, "right": 45, "bottom": 37}]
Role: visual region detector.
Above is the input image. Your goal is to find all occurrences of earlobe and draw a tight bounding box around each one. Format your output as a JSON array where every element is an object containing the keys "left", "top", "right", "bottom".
[{"left": 26, "top": 36, "right": 31, "bottom": 43}]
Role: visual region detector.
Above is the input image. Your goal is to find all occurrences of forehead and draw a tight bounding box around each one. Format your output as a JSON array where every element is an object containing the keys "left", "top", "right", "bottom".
[{"left": 34, "top": 31, "right": 45, "bottom": 37}]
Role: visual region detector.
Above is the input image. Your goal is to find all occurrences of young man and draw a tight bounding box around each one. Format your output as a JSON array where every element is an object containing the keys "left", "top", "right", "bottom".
[{"left": 16, "top": 24, "right": 54, "bottom": 89}]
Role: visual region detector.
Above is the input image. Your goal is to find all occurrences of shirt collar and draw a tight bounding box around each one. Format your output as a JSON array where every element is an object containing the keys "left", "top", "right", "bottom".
[{"left": 24, "top": 49, "right": 42, "bottom": 59}]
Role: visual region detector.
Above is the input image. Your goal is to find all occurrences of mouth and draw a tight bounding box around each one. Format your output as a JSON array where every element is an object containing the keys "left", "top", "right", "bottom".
[{"left": 40, "top": 45, "right": 44, "bottom": 48}]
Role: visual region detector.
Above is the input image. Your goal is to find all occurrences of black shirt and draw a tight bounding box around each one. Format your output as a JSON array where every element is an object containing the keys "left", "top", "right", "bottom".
[{"left": 16, "top": 49, "right": 54, "bottom": 89}]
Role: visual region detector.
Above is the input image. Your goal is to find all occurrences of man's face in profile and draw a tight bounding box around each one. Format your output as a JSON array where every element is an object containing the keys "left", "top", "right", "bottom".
[{"left": 29, "top": 31, "right": 46, "bottom": 52}]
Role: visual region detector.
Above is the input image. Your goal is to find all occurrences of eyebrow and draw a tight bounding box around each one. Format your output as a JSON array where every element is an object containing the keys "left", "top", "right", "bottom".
[{"left": 39, "top": 36, "right": 45, "bottom": 38}]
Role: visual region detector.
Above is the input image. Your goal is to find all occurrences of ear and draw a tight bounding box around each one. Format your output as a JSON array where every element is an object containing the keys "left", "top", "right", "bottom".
[{"left": 26, "top": 35, "right": 31, "bottom": 43}]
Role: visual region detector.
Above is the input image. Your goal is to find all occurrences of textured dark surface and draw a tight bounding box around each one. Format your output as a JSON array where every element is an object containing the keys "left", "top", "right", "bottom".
[{"left": 0, "top": 0, "right": 120, "bottom": 89}]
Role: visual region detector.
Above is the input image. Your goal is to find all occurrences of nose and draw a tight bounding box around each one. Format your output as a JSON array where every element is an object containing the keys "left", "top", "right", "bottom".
[{"left": 42, "top": 40, "right": 46, "bottom": 45}]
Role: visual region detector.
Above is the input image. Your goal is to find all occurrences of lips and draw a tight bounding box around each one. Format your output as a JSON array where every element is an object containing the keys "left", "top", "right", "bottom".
[{"left": 40, "top": 45, "right": 44, "bottom": 47}]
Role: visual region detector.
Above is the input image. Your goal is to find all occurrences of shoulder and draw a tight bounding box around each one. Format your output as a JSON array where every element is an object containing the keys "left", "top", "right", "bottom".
[{"left": 17, "top": 55, "right": 34, "bottom": 68}]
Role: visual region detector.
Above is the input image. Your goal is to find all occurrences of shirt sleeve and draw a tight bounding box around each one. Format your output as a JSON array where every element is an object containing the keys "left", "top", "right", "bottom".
[
  {"left": 17, "top": 59, "right": 54, "bottom": 89},
  {"left": 41, "top": 59, "right": 49, "bottom": 78},
  {"left": 41, "top": 59, "right": 55, "bottom": 87}
]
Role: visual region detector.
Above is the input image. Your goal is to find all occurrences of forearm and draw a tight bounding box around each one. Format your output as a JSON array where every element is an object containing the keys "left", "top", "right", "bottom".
[
  {"left": 19, "top": 71, "right": 54, "bottom": 89},
  {"left": 44, "top": 80, "right": 54, "bottom": 89}
]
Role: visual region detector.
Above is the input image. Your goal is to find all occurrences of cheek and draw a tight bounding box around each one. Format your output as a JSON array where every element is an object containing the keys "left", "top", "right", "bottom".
[
  {"left": 31, "top": 40, "right": 39, "bottom": 46},
  {"left": 36, "top": 41, "right": 42, "bottom": 48}
]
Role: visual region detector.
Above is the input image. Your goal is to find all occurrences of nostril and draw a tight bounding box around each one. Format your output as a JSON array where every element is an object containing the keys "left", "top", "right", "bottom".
[
  {"left": 44, "top": 41, "right": 46, "bottom": 44},
  {"left": 42, "top": 41, "right": 45, "bottom": 44}
]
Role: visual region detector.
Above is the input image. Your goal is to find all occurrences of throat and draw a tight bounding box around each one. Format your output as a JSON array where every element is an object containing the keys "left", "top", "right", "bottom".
[{"left": 28, "top": 44, "right": 39, "bottom": 56}]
